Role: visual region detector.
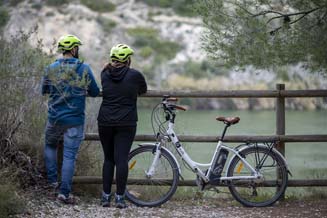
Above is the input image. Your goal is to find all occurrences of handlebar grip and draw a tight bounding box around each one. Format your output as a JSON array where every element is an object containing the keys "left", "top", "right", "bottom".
[
  {"left": 173, "top": 105, "right": 187, "bottom": 111},
  {"left": 167, "top": 97, "right": 178, "bottom": 102}
]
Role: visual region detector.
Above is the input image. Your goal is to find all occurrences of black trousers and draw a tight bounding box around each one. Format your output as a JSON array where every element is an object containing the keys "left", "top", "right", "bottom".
[{"left": 98, "top": 125, "right": 136, "bottom": 195}]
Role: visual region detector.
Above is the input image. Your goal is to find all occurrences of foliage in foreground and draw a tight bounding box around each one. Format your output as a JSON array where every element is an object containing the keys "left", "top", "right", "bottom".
[
  {"left": 196, "top": 0, "right": 327, "bottom": 73},
  {"left": 0, "top": 28, "right": 53, "bottom": 188},
  {"left": 0, "top": 171, "right": 25, "bottom": 218}
]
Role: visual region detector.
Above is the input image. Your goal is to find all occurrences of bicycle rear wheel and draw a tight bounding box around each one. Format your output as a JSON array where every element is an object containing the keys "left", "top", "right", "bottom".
[
  {"left": 227, "top": 146, "right": 288, "bottom": 207},
  {"left": 126, "top": 145, "right": 179, "bottom": 207}
]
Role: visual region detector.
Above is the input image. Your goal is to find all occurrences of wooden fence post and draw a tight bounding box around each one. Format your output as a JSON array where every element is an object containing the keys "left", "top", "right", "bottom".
[
  {"left": 276, "top": 84, "right": 286, "bottom": 199},
  {"left": 276, "top": 84, "right": 285, "bottom": 156}
]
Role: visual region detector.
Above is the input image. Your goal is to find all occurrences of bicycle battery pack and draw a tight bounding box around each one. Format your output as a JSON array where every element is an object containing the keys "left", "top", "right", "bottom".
[{"left": 209, "top": 148, "right": 229, "bottom": 185}]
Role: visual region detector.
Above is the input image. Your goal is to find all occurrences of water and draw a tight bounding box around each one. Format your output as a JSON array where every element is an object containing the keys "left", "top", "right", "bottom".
[{"left": 135, "top": 108, "right": 327, "bottom": 180}]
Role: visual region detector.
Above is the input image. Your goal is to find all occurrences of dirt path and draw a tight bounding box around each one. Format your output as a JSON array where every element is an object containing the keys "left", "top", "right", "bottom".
[{"left": 16, "top": 190, "right": 327, "bottom": 218}]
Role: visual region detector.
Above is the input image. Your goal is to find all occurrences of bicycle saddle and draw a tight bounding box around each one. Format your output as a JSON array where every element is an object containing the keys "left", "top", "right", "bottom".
[{"left": 216, "top": 116, "right": 240, "bottom": 125}]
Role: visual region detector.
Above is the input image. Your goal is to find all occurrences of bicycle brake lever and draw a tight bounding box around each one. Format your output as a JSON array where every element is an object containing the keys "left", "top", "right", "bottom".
[{"left": 162, "top": 95, "right": 170, "bottom": 101}]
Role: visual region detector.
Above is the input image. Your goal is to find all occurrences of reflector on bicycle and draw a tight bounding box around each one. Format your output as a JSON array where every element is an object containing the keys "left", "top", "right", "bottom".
[
  {"left": 129, "top": 160, "right": 136, "bottom": 170},
  {"left": 236, "top": 162, "right": 244, "bottom": 173}
]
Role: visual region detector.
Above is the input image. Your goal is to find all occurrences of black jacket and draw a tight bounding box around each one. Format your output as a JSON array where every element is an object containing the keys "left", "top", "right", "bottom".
[{"left": 97, "top": 65, "right": 147, "bottom": 126}]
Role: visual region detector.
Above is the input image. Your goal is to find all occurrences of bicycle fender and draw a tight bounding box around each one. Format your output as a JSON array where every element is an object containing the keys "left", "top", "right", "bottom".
[
  {"left": 269, "top": 146, "right": 292, "bottom": 176},
  {"left": 225, "top": 144, "right": 291, "bottom": 177},
  {"left": 138, "top": 143, "right": 182, "bottom": 176}
]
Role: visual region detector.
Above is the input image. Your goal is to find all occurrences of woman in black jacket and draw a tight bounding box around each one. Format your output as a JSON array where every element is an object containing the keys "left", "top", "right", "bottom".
[{"left": 97, "top": 44, "right": 147, "bottom": 208}]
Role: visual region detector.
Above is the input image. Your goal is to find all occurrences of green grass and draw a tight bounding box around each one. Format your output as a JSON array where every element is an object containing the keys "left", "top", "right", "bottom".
[{"left": 80, "top": 0, "right": 116, "bottom": 13}]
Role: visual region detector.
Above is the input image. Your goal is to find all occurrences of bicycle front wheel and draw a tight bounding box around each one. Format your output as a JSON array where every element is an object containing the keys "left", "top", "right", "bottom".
[
  {"left": 126, "top": 145, "right": 179, "bottom": 207},
  {"left": 227, "top": 146, "right": 288, "bottom": 207}
]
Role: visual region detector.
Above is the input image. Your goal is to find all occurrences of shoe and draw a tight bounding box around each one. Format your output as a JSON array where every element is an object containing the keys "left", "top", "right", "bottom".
[
  {"left": 57, "top": 194, "right": 77, "bottom": 205},
  {"left": 50, "top": 182, "right": 59, "bottom": 188},
  {"left": 45, "top": 182, "right": 59, "bottom": 196},
  {"left": 115, "top": 193, "right": 127, "bottom": 209},
  {"left": 101, "top": 192, "right": 111, "bottom": 207},
  {"left": 45, "top": 182, "right": 59, "bottom": 190}
]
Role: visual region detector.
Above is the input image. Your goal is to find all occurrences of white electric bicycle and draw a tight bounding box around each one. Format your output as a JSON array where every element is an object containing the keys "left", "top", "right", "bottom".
[{"left": 126, "top": 96, "right": 289, "bottom": 207}]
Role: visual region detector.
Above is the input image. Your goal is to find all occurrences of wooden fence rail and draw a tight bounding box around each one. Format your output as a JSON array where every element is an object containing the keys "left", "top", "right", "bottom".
[
  {"left": 85, "top": 133, "right": 327, "bottom": 143},
  {"left": 94, "top": 89, "right": 327, "bottom": 98},
  {"left": 72, "top": 176, "right": 327, "bottom": 187},
  {"left": 80, "top": 84, "right": 327, "bottom": 187}
]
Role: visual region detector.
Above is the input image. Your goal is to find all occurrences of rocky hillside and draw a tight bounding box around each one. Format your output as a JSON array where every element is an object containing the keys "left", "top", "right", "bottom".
[
  {"left": 3, "top": 0, "right": 204, "bottom": 76},
  {"left": 1, "top": 0, "right": 326, "bottom": 109}
]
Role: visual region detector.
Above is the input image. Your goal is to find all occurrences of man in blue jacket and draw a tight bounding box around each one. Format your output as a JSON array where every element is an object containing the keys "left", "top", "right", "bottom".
[{"left": 41, "top": 35, "right": 99, "bottom": 204}]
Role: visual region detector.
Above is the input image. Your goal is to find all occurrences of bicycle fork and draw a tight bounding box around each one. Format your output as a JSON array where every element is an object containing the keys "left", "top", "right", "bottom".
[
  {"left": 143, "top": 142, "right": 183, "bottom": 179},
  {"left": 145, "top": 143, "right": 162, "bottom": 178}
]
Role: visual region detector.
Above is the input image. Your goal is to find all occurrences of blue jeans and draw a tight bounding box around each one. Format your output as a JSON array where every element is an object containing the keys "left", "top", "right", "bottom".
[{"left": 44, "top": 121, "right": 84, "bottom": 197}]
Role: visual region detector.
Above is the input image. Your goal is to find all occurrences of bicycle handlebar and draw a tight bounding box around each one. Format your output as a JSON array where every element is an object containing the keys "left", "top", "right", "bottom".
[
  {"left": 162, "top": 96, "right": 187, "bottom": 112},
  {"left": 171, "top": 105, "right": 187, "bottom": 111}
]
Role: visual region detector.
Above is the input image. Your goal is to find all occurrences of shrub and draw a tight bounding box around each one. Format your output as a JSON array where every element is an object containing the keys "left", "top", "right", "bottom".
[
  {"left": 46, "top": 0, "right": 69, "bottom": 6},
  {"left": 31, "top": 2, "right": 43, "bottom": 10},
  {"left": 0, "top": 169, "right": 25, "bottom": 217},
  {"left": 9, "top": 0, "right": 24, "bottom": 6},
  {"left": 80, "top": 0, "right": 116, "bottom": 13},
  {"left": 139, "top": 46, "right": 153, "bottom": 58},
  {"left": 45, "top": 11, "right": 55, "bottom": 17},
  {"left": 127, "top": 26, "right": 158, "bottom": 38},
  {"left": 0, "top": 184, "right": 25, "bottom": 217},
  {"left": 137, "top": 0, "right": 196, "bottom": 17},
  {"left": 96, "top": 15, "right": 117, "bottom": 33},
  {"left": 177, "top": 60, "right": 225, "bottom": 79},
  {"left": 127, "top": 27, "right": 180, "bottom": 60},
  {"left": 0, "top": 28, "right": 53, "bottom": 187},
  {"left": 0, "top": 7, "right": 9, "bottom": 29}
]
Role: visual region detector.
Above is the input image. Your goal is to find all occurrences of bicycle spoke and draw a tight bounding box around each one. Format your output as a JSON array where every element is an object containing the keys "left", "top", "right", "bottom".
[
  {"left": 228, "top": 146, "right": 288, "bottom": 207},
  {"left": 126, "top": 145, "right": 179, "bottom": 207}
]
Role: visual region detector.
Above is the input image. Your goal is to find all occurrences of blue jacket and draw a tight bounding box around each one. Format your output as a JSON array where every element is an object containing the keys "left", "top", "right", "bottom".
[{"left": 42, "top": 58, "right": 100, "bottom": 126}]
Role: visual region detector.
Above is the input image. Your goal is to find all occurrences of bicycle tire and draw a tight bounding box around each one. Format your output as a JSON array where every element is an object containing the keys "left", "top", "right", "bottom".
[
  {"left": 227, "top": 145, "right": 288, "bottom": 207},
  {"left": 126, "top": 145, "right": 179, "bottom": 207}
]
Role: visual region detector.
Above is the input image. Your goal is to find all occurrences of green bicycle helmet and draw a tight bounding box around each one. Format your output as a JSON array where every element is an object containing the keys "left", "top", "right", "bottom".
[
  {"left": 57, "top": 35, "right": 82, "bottom": 52},
  {"left": 110, "top": 44, "right": 134, "bottom": 62}
]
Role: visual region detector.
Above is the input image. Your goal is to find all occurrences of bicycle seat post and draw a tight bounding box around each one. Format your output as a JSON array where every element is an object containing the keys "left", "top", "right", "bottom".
[
  {"left": 216, "top": 117, "right": 240, "bottom": 141},
  {"left": 220, "top": 123, "right": 230, "bottom": 141}
]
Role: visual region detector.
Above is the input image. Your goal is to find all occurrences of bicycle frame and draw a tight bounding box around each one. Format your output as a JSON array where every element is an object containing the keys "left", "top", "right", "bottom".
[
  {"left": 164, "top": 120, "right": 262, "bottom": 183},
  {"left": 128, "top": 98, "right": 290, "bottom": 207}
]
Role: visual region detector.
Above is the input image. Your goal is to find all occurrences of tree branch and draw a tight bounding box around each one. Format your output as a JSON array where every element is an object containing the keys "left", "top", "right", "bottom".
[
  {"left": 268, "top": 6, "right": 325, "bottom": 35},
  {"left": 266, "top": 7, "right": 322, "bottom": 24},
  {"left": 233, "top": 2, "right": 255, "bottom": 16},
  {"left": 253, "top": 10, "right": 284, "bottom": 17}
]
